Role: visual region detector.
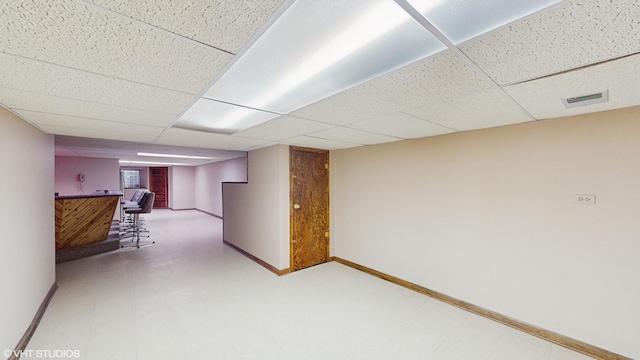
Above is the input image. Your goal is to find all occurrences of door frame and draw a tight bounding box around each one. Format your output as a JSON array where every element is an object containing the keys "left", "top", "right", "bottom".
[
  {"left": 149, "top": 166, "right": 168, "bottom": 209},
  {"left": 289, "top": 146, "right": 330, "bottom": 271}
]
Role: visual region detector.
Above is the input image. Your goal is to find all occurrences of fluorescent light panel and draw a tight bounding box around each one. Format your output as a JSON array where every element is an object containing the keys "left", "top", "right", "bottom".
[
  {"left": 175, "top": 98, "right": 280, "bottom": 134},
  {"left": 204, "top": 0, "right": 445, "bottom": 114},
  {"left": 119, "top": 160, "right": 187, "bottom": 166},
  {"left": 137, "top": 152, "right": 216, "bottom": 160},
  {"left": 408, "top": 0, "right": 562, "bottom": 44},
  {"left": 183, "top": 0, "right": 560, "bottom": 134}
]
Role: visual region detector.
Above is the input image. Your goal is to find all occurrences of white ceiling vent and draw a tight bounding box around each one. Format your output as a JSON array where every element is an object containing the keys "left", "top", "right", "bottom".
[{"left": 562, "top": 90, "right": 609, "bottom": 109}]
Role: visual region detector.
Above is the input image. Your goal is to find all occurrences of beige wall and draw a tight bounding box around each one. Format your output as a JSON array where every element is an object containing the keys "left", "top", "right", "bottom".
[
  {"left": 223, "top": 145, "right": 290, "bottom": 270},
  {"left": 195, "top": 157, "right": 247, "bottom": 217},
  {"left": 331, "top": 106, "right": 640, "bottom": 359},
  {"left": 0, "top": 107, "right": 55, "bottom": 352}
]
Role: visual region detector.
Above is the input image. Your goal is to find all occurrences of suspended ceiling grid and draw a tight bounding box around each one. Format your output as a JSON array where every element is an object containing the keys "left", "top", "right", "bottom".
[{"left": 0, "top": 0, "right": 639, "bottom": 165}]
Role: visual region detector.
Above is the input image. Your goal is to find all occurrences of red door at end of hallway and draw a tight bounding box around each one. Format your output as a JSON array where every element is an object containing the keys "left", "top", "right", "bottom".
[{"left": 150, "top": 167, "right": 168, "bottom": 209}]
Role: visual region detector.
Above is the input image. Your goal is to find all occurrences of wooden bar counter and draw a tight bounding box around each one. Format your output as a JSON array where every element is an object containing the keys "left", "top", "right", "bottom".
[{"left": 55, "top": 191, "right": 122, "bottom": 251}]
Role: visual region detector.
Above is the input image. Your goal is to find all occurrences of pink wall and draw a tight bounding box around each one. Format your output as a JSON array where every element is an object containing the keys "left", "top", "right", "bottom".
[
  {"left": 169, "top": 166, "right": 195, "bottom": 210},
  {"left": 55, "top": 156, "right": 120, "bottom": 196},
  {"left": 195, "top": 157, "right": 247, "bottom": 217},
  {"left": 54, "top": 156, "right": 246, "bottom": 215}
]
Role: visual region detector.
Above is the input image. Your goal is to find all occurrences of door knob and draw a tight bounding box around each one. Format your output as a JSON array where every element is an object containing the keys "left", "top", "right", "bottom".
[{"left": 293, "top": 204, "right": 300, "bottom": 209}]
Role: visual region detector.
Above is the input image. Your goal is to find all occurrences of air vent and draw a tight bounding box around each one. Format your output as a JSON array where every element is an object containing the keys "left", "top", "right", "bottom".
[{"left": 562, "top": 90, "right": 609, "bottom": 109}]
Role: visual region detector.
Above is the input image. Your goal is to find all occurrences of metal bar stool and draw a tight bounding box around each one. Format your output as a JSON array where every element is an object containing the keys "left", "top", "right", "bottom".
[{"left": 121, "top": 192, "right": 155, "bottom": 248}]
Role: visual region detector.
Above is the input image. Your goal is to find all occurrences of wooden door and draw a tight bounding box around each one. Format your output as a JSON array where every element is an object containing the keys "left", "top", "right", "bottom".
[
  {"left": 290, "top": 147, "right": 330, "bottom": 271},
  {"left": 149, "top": 167, "right": 168, "bottom": 209}
]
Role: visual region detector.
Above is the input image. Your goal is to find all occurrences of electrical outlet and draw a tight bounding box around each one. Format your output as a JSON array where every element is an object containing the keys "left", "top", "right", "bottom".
[{"left": 575, "top": 194, "right": 596, "bottom": 205}]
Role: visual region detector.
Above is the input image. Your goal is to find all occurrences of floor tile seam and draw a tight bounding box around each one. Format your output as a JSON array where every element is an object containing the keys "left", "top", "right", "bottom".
[
  {"left": 425, "top": 311, "right": 472, "bottom": 357},
  {"left": 82, "top": 301, "right": 105, "bottom": 359},
  {"left": 132, "top": 314, "right": 191, "bottom": 360},
  {"left": 433, "top": 314, "right": 512, "bottom": 358},
  {"left": 492, "top": 326, "right": 554, "bottom": 358}
]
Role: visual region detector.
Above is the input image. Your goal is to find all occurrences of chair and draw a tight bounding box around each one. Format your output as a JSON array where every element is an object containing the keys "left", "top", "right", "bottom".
[
  {"left": 121, "top": 192, "right": 155, "bottom": 248},
  {"left": 120, "top": 190, "right": 147, "bottom": 208},
  {"left": 121, "top": 189, "right": 148, "bottom": 222},
  {"left": 120, "top": 189, "right": 149, "bottom": 229}
]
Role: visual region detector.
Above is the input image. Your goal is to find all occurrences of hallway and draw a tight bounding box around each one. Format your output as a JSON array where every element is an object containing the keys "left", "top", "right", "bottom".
[{"left": 27, "top": 210, "right": 592, "bottom": 360}]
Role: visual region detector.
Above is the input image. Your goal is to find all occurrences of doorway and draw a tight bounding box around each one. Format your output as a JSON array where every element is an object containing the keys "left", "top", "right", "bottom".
[
  {"left": 290, "top": 147, "right": 330, "bottom": 271},
  {"left": 149, "top": 167, "right": 168, "bottom": 209}
]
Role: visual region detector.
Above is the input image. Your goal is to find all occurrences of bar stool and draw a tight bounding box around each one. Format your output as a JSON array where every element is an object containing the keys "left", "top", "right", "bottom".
[
  {"left": 121, "top": 192, "right": 155, "bottom": 248},
  {"left": 121, "top": 189, "right": 148, "bottom": 223}
]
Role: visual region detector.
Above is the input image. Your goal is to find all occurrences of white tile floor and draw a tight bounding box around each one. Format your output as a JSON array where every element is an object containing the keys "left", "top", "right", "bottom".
[{"left": 27, "top": 209, "right": 594, "bottom": 360}]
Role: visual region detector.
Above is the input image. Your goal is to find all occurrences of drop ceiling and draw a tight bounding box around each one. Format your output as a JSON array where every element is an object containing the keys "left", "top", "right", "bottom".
[{"left": 1, "top": 0, "right": 639, "bottom": 165}]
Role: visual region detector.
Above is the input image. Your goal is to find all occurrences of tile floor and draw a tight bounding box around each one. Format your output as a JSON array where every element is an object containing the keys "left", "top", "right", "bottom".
[{"left": 27, "top": 209, "right": 594, "bottom": 360}]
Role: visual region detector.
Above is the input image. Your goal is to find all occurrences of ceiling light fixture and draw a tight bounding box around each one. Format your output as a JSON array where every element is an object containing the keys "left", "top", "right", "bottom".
[
  {"left": 136, "top": 152, "right": 216, "bottom": 160},
  {"left": 175, "top": 97, "right": 280, "bottom": 134},
  {"left": 178, "top": 0, "right": 561, "bottom": 135},
  {"left": 186, "top": 0, "right": 445, "bottom": 133},
  {"left": 408, "top": 0, "right": 562, "bottom": 44},
  {"left": 119, "top": 160, "right": 188, "bottom": 166},
  {"left": 247, "top": 1, "right": 415, "bottom": 109}
]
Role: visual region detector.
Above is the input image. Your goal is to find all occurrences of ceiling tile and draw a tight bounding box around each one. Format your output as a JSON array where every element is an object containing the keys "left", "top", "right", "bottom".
[
  {"left": 52, "top": 135, "right": 246, "bottom": 163},
  {"left": 348, "top": 112, "right": 455, "bottom": 139},
  {"left": 0, "top": 0, "right": 232, "bottom": 94},
  {"left": 82, "top": 0, "right": 287, "bottom": 54},
  {"left": 460, "top": 0, "right": 640, "bottom": 85},
  {"left": 4, "top": 0, "right": 638, "bottom": 158},
  {"left": 232, "top": 116, "right": 335, "bottom": 141},
  {"left": 156, "top": 128, "right": 270, "bottom": 151},
  {"left": 291, "top": 50, "right": 490, "bottom": 125},
  {"left": 504, "top": 53, "right": 640, "bottom": 120},
  {"left": 0, "top": 88, "right": 176, "bottom": 127},
  {"left": 155, "top": 139, "right": 258, "bottom": 152},
  {"left": 405, "top": 88, "right": 533, "bottom": 131},
  {"left": 15, "top": 110, "right": 165, "bottom": 137},
  {"left": 55, "top": 150, "right": 111, "bottom": 159},
  {"left": 39, "top": 125, "right": 160, "bottom": 143},
  {"left": 199, "top": 149, "right": 247, "bottom": 159},
  {"left": 245, "top": 142, "right": 279, "bottom": 151},
  {"left": 55, "top": 135, "right": 146, "bottom": 151},
  {"left": 282, "top": 136, "right": 360, "bottom": 150},
  {"left": 75, "top": 149, "right": 137, "bottom": 157},
  {"left": 135, "top": 144, "right": 246, "bottom": 161},
  {"left": 0, "top": 53, "right": 194, "bottom": 115},
  {"left": 308, "top": 127, "right": 402, "bottom": 146}
]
